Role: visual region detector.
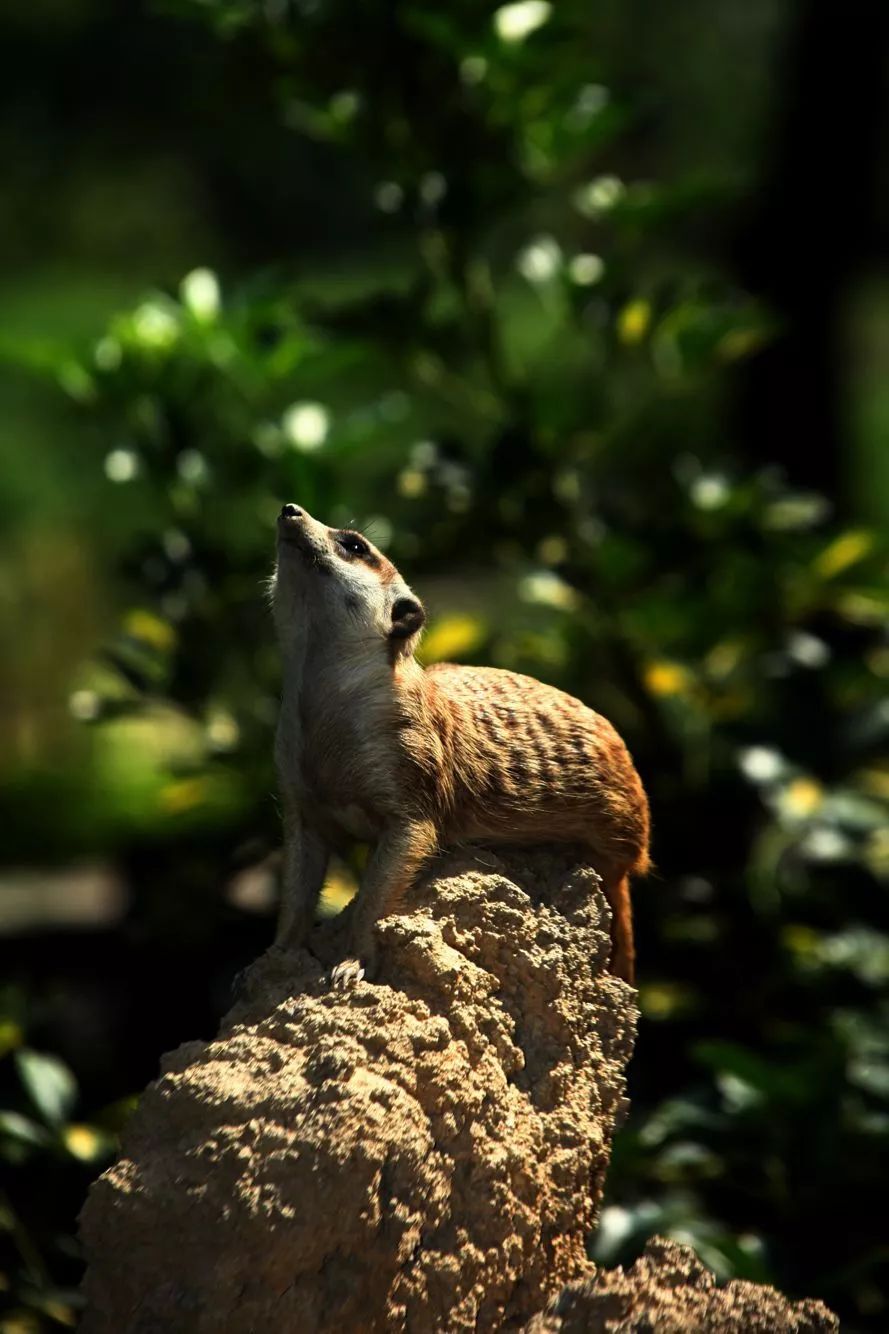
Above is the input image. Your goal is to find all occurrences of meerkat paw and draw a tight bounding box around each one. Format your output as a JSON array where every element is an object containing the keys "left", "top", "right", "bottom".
[
  {"left": 329, "top": 957, "right": 366, "bottom": 989},
  {"left": 330, "top": 935, "right": 378, "bottom": 989}
]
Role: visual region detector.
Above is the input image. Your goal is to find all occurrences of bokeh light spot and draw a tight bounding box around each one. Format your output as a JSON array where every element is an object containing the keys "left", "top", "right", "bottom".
[
  {"left": 517, "top": 235, "right": 562, "bottom": 283},
  {"left": 282, "top": 402, "right": 330, "bottom": 451},
  {"left": 104, "top": 448, "right": 140, "bottom": 483},
  {"left": 132, "top": 301, "right": 179, "bottom": 348},
  {"left": 568, "top": 253, "right": 604, "bottom": 286},
  {"left": 493, "top": 1, "right": 552, "bottom": 43},
  {"left": 738, "top": 746, "right": 786, "bottom": 784},
  {"left": 574, "top": 174, "right": 625, "bottom": 218},
  {"left": 180, "top": 268, "right": 220, "bottom": 321},
  {"left": 374, "top": 181, "right": 404, "bottom": 213}
]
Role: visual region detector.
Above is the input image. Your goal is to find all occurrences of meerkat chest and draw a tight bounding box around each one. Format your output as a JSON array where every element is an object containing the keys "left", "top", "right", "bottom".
[{"left": 276, "top": 671, "right": 405, "bottom": 837}]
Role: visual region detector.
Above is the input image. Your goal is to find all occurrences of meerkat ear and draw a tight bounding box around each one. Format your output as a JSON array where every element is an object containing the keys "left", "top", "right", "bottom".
[{"left": 389, "top": 594, "right": 426, "bottom": 641}]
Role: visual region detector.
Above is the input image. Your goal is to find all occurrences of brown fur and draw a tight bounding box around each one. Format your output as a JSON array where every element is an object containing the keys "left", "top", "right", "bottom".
[{"left": 272, "top": 506, "right": 650, "bottom": 986}]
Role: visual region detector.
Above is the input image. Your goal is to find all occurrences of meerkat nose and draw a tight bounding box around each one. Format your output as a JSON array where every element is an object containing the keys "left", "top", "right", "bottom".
[{"left": 280, "top": 503, "right": 303, "bottom": 520}]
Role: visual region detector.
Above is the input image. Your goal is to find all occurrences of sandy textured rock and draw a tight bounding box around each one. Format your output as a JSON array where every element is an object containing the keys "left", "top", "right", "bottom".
[
  {"left": 524, "top": 1236, "right": 838, "bottom": 1333},
  {"left": 79, "top": 846, "right": 637, "bottom": 1333}
]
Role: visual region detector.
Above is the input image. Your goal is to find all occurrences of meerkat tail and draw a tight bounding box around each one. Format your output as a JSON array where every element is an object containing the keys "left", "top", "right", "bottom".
[{"left": 603, "top": 872, "right": 635, "bottom": 985}]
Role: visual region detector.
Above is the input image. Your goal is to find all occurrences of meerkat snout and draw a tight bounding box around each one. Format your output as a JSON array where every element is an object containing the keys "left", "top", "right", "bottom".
[{"left": 273, "top": 505, "right": 426, "bottom": 654}]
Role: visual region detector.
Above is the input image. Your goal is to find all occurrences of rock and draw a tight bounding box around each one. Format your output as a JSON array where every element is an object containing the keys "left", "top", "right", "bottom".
[
  {"left": 524, "top": 1236, "right": 838, "bottom": 1333},
  {"left": 79, "top": 846, "right": 637, "bottom": 1333}
]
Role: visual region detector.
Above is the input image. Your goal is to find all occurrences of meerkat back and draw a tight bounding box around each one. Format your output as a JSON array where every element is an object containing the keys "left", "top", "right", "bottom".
[
  {"left": 423, "top": 663, "right": 648, "bottom": 865},
  {"left": 423, "top": 662, "right": 650, "bottom": 980}
]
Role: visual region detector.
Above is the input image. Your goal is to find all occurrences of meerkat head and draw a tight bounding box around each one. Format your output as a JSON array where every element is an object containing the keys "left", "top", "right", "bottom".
[{"left": 272, "top": 503, "right": 426, "bottom": 658}]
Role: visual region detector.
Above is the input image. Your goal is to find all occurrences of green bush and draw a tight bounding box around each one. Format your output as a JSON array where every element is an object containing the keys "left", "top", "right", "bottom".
[{"left": 0, "top": 0, "right": 887, "bottom": 1327}]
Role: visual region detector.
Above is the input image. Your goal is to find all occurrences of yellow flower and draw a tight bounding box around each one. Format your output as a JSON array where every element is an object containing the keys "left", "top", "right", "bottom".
[
  {"left": 419, "top": 615, "right": 485, "bottom": 664},
  {"left": 124, "top": 609, "right": 176, "bottom": 653},
  {"left": 63, "top": 1124, "right": 104, "bottom": 1161},
  {"left": 813, "top": 530, "right": 874, "bottom": 579},
  {"left": 644, "top": 661, "right": 692, "bottom": 697},
  {"left": 618, "top": 299, "right": 651, "bottom": 345},
  {"left": 781, "top": 777, "right": 824, "bottom": 817}
]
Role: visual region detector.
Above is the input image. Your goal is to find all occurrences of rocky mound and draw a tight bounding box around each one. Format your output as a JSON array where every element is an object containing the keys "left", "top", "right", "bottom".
[
  {"left": 524, "top": 1236, "right": 838, "bottom": 1332},
  {"left": 79, "top": 847, "right": 637, "bottom": 1332}
]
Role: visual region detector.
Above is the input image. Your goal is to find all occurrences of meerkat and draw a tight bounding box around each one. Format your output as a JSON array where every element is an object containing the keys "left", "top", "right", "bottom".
[{"left": 271, "top": 502, "right": 650, "bottom": 988}]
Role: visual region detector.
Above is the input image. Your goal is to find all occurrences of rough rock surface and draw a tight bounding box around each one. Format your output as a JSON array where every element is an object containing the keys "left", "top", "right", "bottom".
[
  {"left": 524, "top": 1237, "right": 838, "bottom": 1333},
  {"left": 79, "top": 846, "right": 637, "bottom": 1333}
]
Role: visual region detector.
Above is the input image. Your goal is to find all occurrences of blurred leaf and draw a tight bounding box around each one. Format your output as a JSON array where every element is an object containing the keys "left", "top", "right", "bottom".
[
  {"left": 0, "top": 1112, "right": 53, "bottom": 1152},
  {"left": 14, "top": 1052, "right": 77, "bottom": 1129},
  {"left": 693, "top": 1041, "right": 810, "bottom": 1108},
  {"left": 848, "top": 1059, "right": 889, "bottom": 1101}
]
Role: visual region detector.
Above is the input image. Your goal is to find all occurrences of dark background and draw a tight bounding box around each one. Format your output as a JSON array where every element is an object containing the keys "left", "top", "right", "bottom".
[{"left": 1, "top": 0, "right": 888, "bottom": 1328}]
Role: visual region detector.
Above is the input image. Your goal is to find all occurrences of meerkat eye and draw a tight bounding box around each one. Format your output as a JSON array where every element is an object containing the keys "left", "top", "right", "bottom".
[{"left": 336, "top": 532, "right": 370, "bottom": 558}]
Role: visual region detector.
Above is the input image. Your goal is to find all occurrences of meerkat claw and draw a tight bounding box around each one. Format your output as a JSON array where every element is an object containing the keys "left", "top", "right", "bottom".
[{"left": 329, "top": 958, "right": 366, "bottom": 990}]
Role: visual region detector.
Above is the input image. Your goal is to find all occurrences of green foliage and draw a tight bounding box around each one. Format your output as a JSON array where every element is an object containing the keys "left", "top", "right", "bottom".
[
  {"left": 0, "top": 992, "right": 117, "bottom": 1330},
  {"left": 0, "top": 0, "right": 887, "bottom": 1328}
]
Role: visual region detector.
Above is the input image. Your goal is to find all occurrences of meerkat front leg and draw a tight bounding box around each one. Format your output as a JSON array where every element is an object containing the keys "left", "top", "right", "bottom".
[
  {"left": 330, "top": 819, "right": 437, "bottom": 989},
  {"left": 275, "top": 804, "right": 330, "bottom": 952}
]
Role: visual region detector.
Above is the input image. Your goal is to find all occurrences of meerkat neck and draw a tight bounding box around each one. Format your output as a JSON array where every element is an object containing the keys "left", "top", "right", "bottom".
[
  {"left": 391, "top": 654, "right": 426, "bottom": 692},
  {"left": 281, "top": 635, "right": 425, "bottom": 714}
]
